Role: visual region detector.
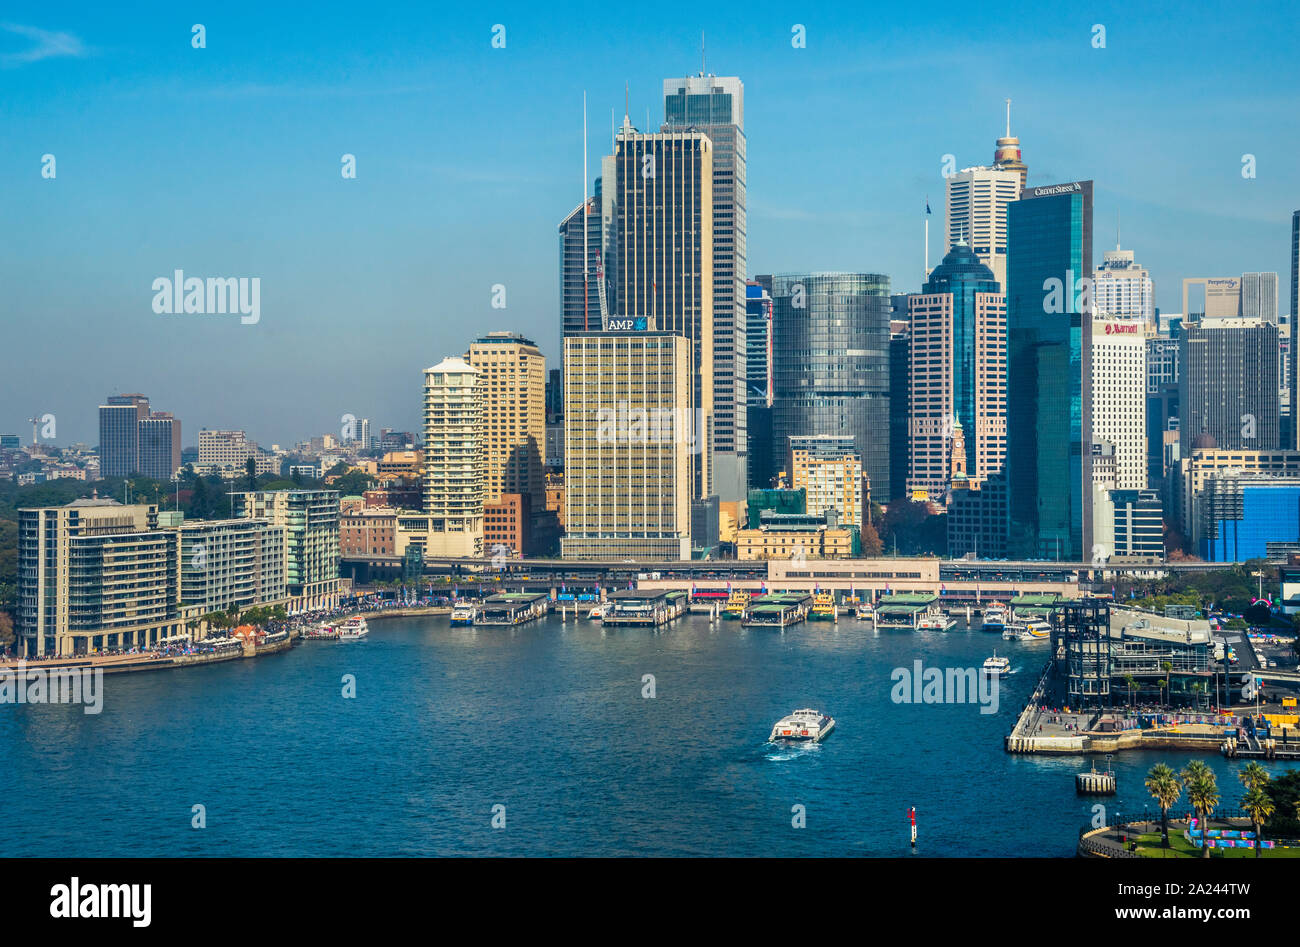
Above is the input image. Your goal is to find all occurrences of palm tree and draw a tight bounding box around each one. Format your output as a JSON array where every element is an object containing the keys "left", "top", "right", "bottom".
[
  {"left": 1161, "top": 661, "right": 1174, "bottom": 706},
  {"left": 1238, "top": 761, "right": 1270, "bottom": 793},
  {"left": 1241, "top": 786, "right": 1274, "bottom": 858},
  {"left": 1145, "top": 763, "right": 1183, "bottom": 848},
  {"left": 1124, "top": 674, "right": 1138, "bottom": 710},
  {"left": 1185, "top": 772, "right": 1221, "bottom": 859}
]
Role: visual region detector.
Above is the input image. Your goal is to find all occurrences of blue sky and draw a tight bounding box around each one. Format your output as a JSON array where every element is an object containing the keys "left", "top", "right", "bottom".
[{"left": 2, "top": 1, "right": 1298, "bottom": 447}]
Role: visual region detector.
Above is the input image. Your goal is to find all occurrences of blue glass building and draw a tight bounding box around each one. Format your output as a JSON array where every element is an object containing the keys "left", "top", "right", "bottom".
[
  {"left": 769, "top": 273, "right": 892, "bottom": 498},
  {"left": 1005, "top": 181, "right": 1093, "bottom": 560},
  {"left": 1199, "top": 479, "right": 1300, "bottom": 562}
]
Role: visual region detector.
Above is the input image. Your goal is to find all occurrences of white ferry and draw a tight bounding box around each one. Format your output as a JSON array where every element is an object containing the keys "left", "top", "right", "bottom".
[
  {"left": 917, "top": 610, "right": 957, "bottom": 631},
  {"left": 981, "top": 652, "right": 1011, "bottom": 676},
  {"left": 587, "top": 603, "right": 610, "bottom": 620},
  {"left": 1005, "top": 618, "right": 1050, "bottom": 640},
  {"left": 449, "top": 604, "right": 476, "bottom": 626},
  {"left": 768, "top": 708, "right": 836, "bottom": 743},
  {"left": 854, "top": 601, "right": 874, "bottom": 621},
  {"left": 980, "top": 605, "right": 1007, "bottom": 634},
  {"left": 337, "top": 617, "right": 369, "bottom": 640}
]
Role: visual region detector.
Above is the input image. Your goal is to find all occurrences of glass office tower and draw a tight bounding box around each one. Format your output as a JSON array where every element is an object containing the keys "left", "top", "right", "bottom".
[
  {"left": 769, "top": 273, "right": 892, "bottom": 498},
  {"left": 1006, "top": 181, "right": 1093, "bottom": 560},
  {"left": 663, "top": 74, "right": 747, "bottom": 502}
]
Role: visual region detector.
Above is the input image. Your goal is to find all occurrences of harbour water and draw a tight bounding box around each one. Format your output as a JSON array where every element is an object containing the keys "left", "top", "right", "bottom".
[{"left": 0, "top": 614, "right": 1285, "bottom": 857}]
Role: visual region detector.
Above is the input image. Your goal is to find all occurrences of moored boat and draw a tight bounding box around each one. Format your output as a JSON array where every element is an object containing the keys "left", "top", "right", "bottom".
[
  {"left": 337, "top": 617, "right": 369, "bottom": 640},
  {"left": 722, "top": 588, "right": 750, "bottom": 620},
  {"left": 449, "top": 604, "right": 476, "bottom": 626},
  {"left": 854, "top": 601, "right": 874, "bottom": 621},
  {"left": 980, "top": 604, "right": 1007, "bottom": 634},
  {"left": 809, "top": 591, "right": 837, "bottom": 621}
]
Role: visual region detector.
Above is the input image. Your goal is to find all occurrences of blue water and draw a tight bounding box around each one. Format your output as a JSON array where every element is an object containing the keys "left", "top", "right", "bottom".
[{"left": 1, "top": 615, "right": 1288, "bottom": 856}]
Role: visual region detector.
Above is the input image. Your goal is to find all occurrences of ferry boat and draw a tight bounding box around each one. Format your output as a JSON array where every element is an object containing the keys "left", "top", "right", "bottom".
[
  {"left": 981, "top": 652, "right": 1011, "bottom": 676},
  {"left": 722, "top": 588, "right": 750, "bottom": 620},
  {"left": 586, "top": 602, "right": 610, "bottom": 620},
  {"left": 336, "top": 617, "right": 369, "bottom": 640},
  {"left": 768, "top": 708, "right": 836, "bottom": 743},
  {"left": 854, "top": 601, "right": 874, "bottom": 621},
  {"left": 917, "top": 608, "right": 957, "bottom": 631},
  {"left": 809, "top": 591, "right": 837, "bottom": 621},
  {"left": 449, "top": 604, "right": 476, "bottom": 626},
  {"left": 1005, "top": 618, "right": 1050, "bottom": 640},
  {"left": 980, "top": 605, "right": 1007, "bottom": 634}
]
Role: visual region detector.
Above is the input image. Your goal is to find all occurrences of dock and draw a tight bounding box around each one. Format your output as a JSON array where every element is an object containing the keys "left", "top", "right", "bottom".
[
  {"left": 874, "top": 593, "right": 938, "bottom": 630},
  {"left": 474, "top": 592, "right": 550, "bottom": 626},
  {"left": 742, "top": 592, "right": 812, "bottom": 628},
  {"left": 602, "top": 589, "right": 689, "bottom": 627}
]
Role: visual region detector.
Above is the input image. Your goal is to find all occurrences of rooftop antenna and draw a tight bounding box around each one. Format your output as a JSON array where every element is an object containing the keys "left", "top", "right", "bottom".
[
  {"left": 702, "top": 30, "right": 706, "bottom": 74},
  {"left": 1116, "top": 209, "right": 1121, "bottom": 251},
  {"left": 1005, "top": 98, "right": 1011, "bottom": 137},
  {"left": 624, "top": 81, "right": 630, "bottom": 125},
  {"left": 583, "top": 91, "right": 589, "bottom": 332}
]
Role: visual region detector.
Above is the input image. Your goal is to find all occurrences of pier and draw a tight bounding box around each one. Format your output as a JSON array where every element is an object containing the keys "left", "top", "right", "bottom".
[
  {"left": 602, "top": 590, "right": 689, "bottom": 627},
  {"left": 874, "top": 593, "right": 938, "bottom": 630},
  {"left": 742, "top": 592, "right": 812, "bottom": 628},
  {"left": 474, "top": 593, "right": 550, "bottom": 626}
]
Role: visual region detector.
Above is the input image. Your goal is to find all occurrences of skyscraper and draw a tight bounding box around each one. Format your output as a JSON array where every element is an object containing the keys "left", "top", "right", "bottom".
[
  {"left": 770, "top": 273, "right": 893, "bottom": 499},
  {"left": 560, "top": 331, "right": 693, "bottom": 560},
  {"left": 558, "top": 192, "right": 603, "bottom": 337},
  {"left": 98, "top": 393, "right": 181, "bottom": 481},
  {"left": 1006, "top": 180, "right": 1093, "bottom": 560},
  {"left": 907, "top": 242, "right": 1007, "bottom": 497},
  {"left": 944, "top": 166, "right": 1021, "bottom": 289},
  {"left": 1292, "top": 210, "right": 1300, "bottom": 448},
  {"left": 1240, "top": 272, "right": 1279, "bottom": 321},
  {"left": 422, "top": 357, "right": 485, "bottom": 557},
  {"left": 1179, "top": 318, "right": 1280, "bottom": 453},
  {"left": 611, "top": 118, "right": 713, "bottom": 499},
  {"left": 744, "top": 280, "right": 774, "bottom": 491},
  {"left": 137, "top": 412, "right": 182, "bottom": 481},
  {"left": 1088, "top": 314, "right": 1148, "bottom": 491},
  {"left": 465, "top": 332, "right": 546, "bottom": 511},
  {"left": 663, "top": 73, "right": 747, "bottom": 503},
  {"left": 98, "top": 394, "right": 149, "bottom": 478},
  {"left": 1093, "top": 246, "right": 1154, "bottom": 323}
]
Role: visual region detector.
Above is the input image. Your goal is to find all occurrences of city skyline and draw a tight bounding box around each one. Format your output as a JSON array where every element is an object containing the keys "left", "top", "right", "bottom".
[{"left": 6, "top": 2, "right": 1300, "bottom": 446}]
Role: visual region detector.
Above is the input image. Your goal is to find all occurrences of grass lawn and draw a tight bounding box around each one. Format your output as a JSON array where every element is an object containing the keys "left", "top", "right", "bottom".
[{"left": 1134, "top": 832, "right": 1300, "bottom": 858}]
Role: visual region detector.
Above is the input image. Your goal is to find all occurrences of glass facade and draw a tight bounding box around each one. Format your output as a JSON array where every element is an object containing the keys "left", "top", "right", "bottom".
[
  {"left": 1200, "top": 481, "right": 1300, "bottom": 562},
  {"left": 769, "top": 273, "right": 892, "bottom": 498},
  {"left": 1006, "top": 182, "right": 1092, "bottom": 559}
]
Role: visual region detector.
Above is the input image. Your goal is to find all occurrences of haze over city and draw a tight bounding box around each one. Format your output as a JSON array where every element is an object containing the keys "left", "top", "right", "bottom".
[{"left": 4, "top": 0, "right": 1298, "bottom": 445}]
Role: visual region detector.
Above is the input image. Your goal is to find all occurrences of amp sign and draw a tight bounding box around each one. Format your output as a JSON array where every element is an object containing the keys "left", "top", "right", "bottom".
[{"left": 605, "top": 316, "right": 648, "bottom": 331}]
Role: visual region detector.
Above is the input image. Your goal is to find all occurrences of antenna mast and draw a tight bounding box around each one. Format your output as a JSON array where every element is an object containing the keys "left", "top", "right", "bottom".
[{"left": 583, "top": 91, "right": 589, "bottom": 332}]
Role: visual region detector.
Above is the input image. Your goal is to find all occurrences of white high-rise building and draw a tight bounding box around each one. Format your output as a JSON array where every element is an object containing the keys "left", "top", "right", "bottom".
[
  {"left": 944, "top": 166, "right": 1020, "bottom": 289},
  {"left": 1094, "top": 246, "right": 1154, "bottom": 323},
  {"left": 1241, "top": 272, "right": 1279, "bottom": 322},
  {"left": 1088, "top": 313, "right": 1148, "bottom": 492},
  {"left": 422, "top": 357, "right": 485, "bottom": 558}
]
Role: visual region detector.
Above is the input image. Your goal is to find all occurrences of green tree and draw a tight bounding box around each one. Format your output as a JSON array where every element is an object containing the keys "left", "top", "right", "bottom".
[
  {"left": 1144, "top": 763, "right": 1182, "bottom": 848},
  {"left": 1242, "top": 785, "right": 1275, "bottom": 858},
  {"left": 1182, "top": 765, "right": 1220, "bottom": 859},
  {"left": 245, "top": 457, "right": 258, "bottom": 492}
]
